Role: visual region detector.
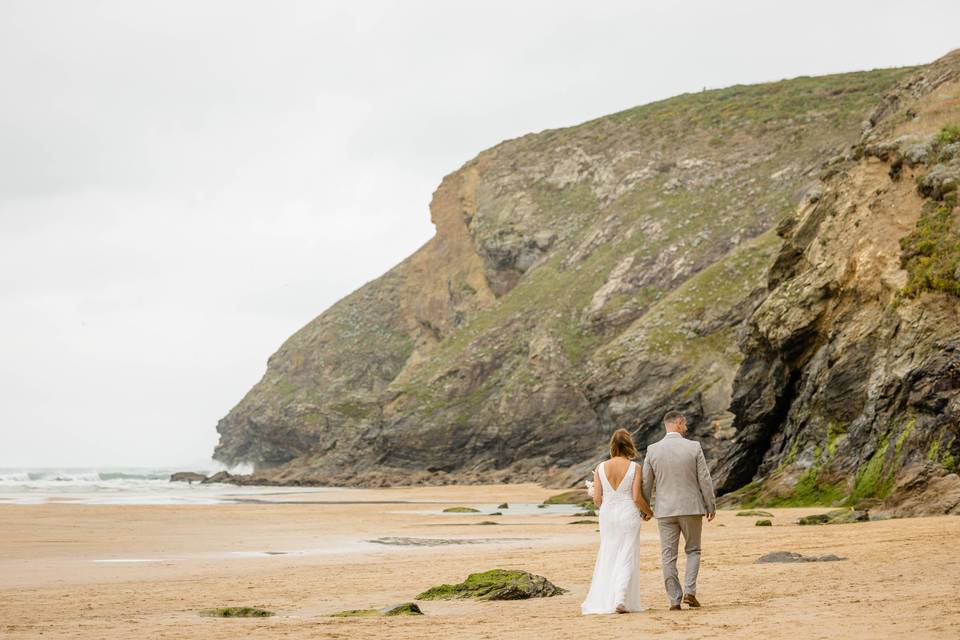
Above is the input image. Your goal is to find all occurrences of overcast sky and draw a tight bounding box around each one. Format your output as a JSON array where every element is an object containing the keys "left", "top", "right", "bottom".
[{"left": 1, "top": 1, "right": 957, "bottom": 468}]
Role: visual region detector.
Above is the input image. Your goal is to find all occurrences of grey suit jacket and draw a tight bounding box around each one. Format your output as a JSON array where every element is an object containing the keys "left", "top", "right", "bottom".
[{"left": 641, "top": 433, "right": 716, "bottom": 518}]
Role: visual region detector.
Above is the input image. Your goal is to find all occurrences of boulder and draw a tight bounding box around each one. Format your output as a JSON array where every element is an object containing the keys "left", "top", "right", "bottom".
[
  {"left": 415, "top": 569, "right": 567, "bottom": 601},
  {"left": 442, "top": 506, "right": 480, "bottom": 513},
  {"left": 755, "top": 519, "right": 773, "bottom": 526},
  {"left": 542, "top": 490, "right": 592, "bottom": 506},
  {"left": 170, "top": 472, "right": 207, "bottom": 484},
  {"left": 880, "top": 463, "right": 960, "bottom": 517},
  {"left": 797, "top": 509, "right": 868, "bottom": 525},
  {"left": 755, "top": 551, "right": 846, "bottom": 564},
  {"left": 201, "top": 471, "right": 234, "bottom": 484},
  {"left": 737, "top": 510, "right": 774, "bottom": 517}
]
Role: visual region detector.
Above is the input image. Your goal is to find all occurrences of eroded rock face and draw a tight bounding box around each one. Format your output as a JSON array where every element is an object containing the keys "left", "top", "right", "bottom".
[
  {"left": 213, "top": 59, "right": 918, "bottom": 489},
  {"left": 714, "top": 51, "right": 960, "bottom": 515}
]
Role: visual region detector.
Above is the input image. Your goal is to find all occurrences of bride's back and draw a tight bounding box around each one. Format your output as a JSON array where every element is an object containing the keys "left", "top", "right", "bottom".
[{"left": 603, "top": 456, "right": 632, "bottom": 492}]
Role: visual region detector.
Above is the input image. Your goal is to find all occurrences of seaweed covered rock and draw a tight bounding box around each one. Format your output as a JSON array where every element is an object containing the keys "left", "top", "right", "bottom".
[
  {"left": 381, "top": 603, "right": 423, "bottom": 616},
  {"left": 755, "top": 551, "right": 845, "bottom": 564},
  {"left": 797, "top": 509, "right": 869, "bottom": 525},
  {"left": 543, "top": 490, "right": 592, "bottom": 506},
  {"left": 331, "top": 603, "right": 423, "bottom": 617},
  {"left": 416, "top": 569, "right": 567, "bottom": 601},
  {"left": 199, "top": 607, "right": 274, "bottom": 618}
]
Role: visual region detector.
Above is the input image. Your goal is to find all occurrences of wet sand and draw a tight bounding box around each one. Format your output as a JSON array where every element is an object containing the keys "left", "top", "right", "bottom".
[{"left": 1, "top": 483, "right": 959, "bottom": 639}]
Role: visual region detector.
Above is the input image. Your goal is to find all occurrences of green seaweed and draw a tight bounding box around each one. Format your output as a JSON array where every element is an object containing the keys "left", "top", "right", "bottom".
[
  {"left": 765, "top": 468, "right": 845, "bottom": 507},
  {"left": 944, "top": 435, "right": 957, "bottom": 473},
  {"left": 826, "top": 422, "right": 847, "bottom": 458},
  {"left": 849, "top": 436, "right": 892, "bottom": 503}
]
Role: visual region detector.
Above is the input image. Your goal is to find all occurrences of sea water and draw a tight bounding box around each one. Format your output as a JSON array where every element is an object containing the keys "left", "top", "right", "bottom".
[{"left": 0, "top": 467, "right": 335, "bottom": 505}]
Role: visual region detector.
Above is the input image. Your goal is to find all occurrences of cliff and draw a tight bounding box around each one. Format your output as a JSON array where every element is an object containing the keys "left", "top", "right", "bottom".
[
  {"left": 212, "top": 58, "right": 956, "bottom": 508},
  {"left": 715, "top": 50, "right": 960, "bottom": 516}
]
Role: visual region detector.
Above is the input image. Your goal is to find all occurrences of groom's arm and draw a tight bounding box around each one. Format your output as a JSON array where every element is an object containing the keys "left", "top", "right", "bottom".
[
  {"left": 696, "top": 443, "right": 717, "bottom": 519},
  {"left": 641, "top": 455, "right": 654, "bottom": 507}
]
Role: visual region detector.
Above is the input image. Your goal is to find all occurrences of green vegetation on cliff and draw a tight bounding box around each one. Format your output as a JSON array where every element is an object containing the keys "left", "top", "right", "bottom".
[{"left": 901, "top": 124, "right": 960, "bottom": 297}]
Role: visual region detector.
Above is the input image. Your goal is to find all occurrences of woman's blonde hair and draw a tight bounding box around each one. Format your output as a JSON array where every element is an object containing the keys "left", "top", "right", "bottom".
[{"left": 609, "top": 428, "right": 637, "bottom": 459}]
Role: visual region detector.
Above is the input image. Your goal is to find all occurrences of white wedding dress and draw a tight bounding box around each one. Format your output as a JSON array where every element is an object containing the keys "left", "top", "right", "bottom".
[{"left": 580, "top": 460, "right": 643, "bottom": 614}]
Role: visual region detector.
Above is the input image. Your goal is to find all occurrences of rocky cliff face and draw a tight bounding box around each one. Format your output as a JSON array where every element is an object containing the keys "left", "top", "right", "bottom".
[
  {"left": 715, "top": 51, "right": 960, "bottom": 515},
  {"left": 213, "top": 61, "right": 921, "bottom": 491}
]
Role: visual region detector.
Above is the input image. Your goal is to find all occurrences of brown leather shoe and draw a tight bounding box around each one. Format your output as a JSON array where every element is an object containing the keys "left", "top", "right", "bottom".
[
  {"left": 669, "top": 604, "right": 681, "bottom": 610},
  {"left": 682, "top": 594, "right": 701, "bottom": 608}
]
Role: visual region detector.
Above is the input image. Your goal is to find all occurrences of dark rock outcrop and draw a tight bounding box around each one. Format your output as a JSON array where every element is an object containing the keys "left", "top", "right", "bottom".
[{"left": 169, "top": 472, "right": 207, "bottom": 484}]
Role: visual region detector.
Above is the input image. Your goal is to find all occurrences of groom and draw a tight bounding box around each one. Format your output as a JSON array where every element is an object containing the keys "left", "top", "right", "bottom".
[{"left": 641, "top": 410, "right": 717, "bottom": 610}]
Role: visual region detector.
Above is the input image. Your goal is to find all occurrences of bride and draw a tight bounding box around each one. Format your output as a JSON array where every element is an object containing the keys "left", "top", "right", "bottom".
[{"left": 581, "top": 428, "right": 654, "bottom": 615}]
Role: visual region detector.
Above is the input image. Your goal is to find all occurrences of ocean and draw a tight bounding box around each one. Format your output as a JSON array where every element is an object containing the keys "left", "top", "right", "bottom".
[{"left": 0, "top": 467, "right": 331, "bottom": 505}]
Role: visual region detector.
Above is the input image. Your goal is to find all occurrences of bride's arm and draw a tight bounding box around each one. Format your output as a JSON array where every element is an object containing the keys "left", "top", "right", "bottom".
[
  {"left": 592, "top": 468, "right": 602, "bottom": 507},
  {"left": 632, "top": 468, "right": 653, "bottom": 519}
]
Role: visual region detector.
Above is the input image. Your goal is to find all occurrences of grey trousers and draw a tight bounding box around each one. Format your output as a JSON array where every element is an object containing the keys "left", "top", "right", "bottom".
[{"left": 657, "top": 515, "right": 703, "bottom": 605}]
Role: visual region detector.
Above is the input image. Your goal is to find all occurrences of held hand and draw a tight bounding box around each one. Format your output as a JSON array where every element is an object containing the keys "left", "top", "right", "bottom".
[{"left": 706, "top": 511, "right": 716, "bottom": 522}]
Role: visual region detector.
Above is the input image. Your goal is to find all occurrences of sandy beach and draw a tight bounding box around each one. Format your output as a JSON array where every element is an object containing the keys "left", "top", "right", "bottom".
[{"left": 2, "top": 483, "right": 959, "bottom": 639}]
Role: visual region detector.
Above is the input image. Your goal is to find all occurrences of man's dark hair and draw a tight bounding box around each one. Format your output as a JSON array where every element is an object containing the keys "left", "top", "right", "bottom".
[{"left": 662, "top": 410, "right": 685, "bottom": 426}]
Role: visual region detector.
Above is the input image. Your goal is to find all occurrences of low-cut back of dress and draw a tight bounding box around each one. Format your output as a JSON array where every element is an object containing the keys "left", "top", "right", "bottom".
[{"left": 580, "top": 460, "right": 643, "bottom": 614}]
